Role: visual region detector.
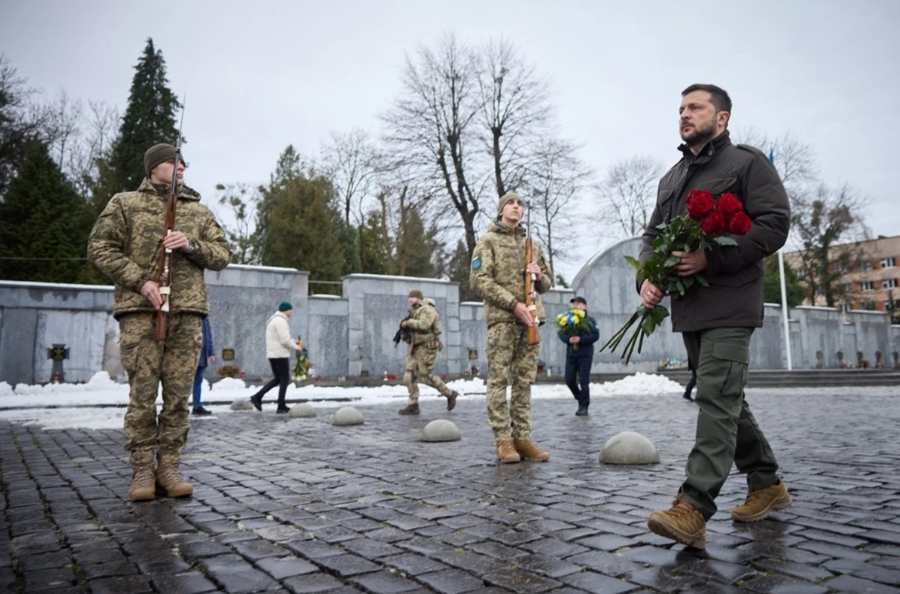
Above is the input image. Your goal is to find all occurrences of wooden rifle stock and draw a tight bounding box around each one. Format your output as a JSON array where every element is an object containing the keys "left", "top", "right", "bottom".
[
  {"left": 524, "top": 237, "right": 540, "bottom": 346},
  {"left": 153, "top": 186, "right": 177, "bottom": 341}
]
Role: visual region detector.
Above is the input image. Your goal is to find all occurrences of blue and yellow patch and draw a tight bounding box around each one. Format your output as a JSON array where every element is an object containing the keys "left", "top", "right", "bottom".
[{"left": 471, "top": 257, "right": 481, "bottom": 270}]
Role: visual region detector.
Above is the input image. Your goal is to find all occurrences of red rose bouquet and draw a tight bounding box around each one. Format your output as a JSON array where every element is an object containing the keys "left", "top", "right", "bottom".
[{"left": 600, "top": 190, "right": 751, "bottom": 363}]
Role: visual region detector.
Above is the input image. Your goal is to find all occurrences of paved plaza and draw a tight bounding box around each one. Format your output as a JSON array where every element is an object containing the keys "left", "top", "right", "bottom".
[{"left": 2, "top": 389, "right": 899, "bottom": 593}]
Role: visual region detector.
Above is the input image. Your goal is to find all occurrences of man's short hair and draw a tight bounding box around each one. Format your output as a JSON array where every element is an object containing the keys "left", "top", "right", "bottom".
[{"left": 682, "top": 83, "right": 732, "bottom": 115}]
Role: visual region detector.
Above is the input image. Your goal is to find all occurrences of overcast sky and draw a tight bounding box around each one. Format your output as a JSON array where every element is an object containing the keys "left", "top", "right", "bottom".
[{"left": 2, "top": 0, "right": 899, "bottom": 281}]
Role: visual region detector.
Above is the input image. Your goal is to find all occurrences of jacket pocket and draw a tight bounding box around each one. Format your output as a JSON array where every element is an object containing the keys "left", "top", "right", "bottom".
[{"left": 702, "top": 176, "right": 738, "bottom": 195}]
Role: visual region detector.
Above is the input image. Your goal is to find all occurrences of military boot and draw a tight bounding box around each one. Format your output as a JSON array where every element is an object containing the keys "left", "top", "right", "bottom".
[
  {"left": 156, "top": 453, "right": 193, "bottom": 498},
  {"left": 513, "top": 438, "right": 550, "bottom": 462},
  {"left": 128, "top": 449, "right": 156, "bottom": 502},
  {"left": 496, "top": 439, "right": 521, "bottom": 464},
  {"left": 647, "top": 498, "right": 706, "bottom": 549},
  {"left": 446, "top": 390, "right": 459, "bottom": 411},
  {"left": 731, "top": 482, "right": 792, "bottom": 522},
  {"left": 398, "top": 403, "right": 420, "bottom": 415}
]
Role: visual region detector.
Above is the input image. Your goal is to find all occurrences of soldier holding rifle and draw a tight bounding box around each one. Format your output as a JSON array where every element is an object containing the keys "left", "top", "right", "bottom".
[
  {"left": 88, "top": 137, "right": 231, "bottom": 502},
  {"left": 470, "top": 191, "right": 553, "bottom": 464}
]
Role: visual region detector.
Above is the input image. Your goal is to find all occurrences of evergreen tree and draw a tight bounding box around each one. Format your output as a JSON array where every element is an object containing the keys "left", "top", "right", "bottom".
[
  {"left": 394, "top": 203, "right": 438, "bottom": 277},
  {"left": 0, "top": 140, "right": 93, "bottom": 282},
  {"left": 763, "top": 254, "right": 804, "bottom": 308},
  {"left": 255, "top": 146, "right": 345, "bottom": 293},
  {"left": 447, "top": 239, "right": 475, "bottom": 300},
  {"left": 93, "top": 38, "right": 181, "bottom": 212},
  {"left": 358, "top": 209, "right": 391, "bottom": 274}
]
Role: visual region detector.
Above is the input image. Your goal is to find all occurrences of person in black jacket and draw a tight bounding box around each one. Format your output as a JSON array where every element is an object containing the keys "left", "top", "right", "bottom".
[
  {"left": 641, "top": 83, "right": 791, "bottom": 549},
  {"left": 557, "top": 297, "right": 599, "bottom": 416}
]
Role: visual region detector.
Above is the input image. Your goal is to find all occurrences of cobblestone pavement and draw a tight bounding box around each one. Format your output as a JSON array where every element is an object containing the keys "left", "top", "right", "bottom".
[{"left": 2, "top": 389, "right": 899, "bottom": 593}]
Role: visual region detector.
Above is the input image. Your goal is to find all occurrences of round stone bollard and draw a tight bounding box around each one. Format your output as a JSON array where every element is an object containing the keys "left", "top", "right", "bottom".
[
  {"left": 230, "top": 398, "right": 256, "bottom": 412},
  {"left": 599, "top": 431, "right": 660, "bottom": 465},
  {"left": 420, "top": 419, "right": 461, "bottom": 442},
  {"left": 289, "top": 403, "right": 317, "bottom": 418},
  {"left": 332, "top": 406, "right": 364, "bottom": 426}
]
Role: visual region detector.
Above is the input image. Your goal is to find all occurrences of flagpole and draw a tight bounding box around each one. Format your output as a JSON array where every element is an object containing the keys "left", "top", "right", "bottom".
[{"left": 770, "top": 148, "right": 793, "bottom": 370}]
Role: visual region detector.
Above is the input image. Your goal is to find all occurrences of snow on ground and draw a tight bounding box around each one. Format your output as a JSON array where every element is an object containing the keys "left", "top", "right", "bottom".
[{"left": 1, "top": 370, "right": 895, "bottom": 431}]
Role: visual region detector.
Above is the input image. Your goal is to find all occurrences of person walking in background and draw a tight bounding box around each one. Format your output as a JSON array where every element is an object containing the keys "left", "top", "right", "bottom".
[
  {"left": 557, "top": 296, "right": 599, "bottom": 416},
  {"left": 251, "top": 302, "right": 302, "bottom": 414},
  {"left": 191, "top": 317, "right": 216, "bottom": 416}
]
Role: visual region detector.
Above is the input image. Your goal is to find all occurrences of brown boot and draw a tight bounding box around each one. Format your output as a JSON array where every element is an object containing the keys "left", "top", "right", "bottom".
[
  {"left": 156, "top": 454, "right": 193, "bottom": 498},
  {"left": 731, "top": 482, "right": 792, "bottom": 522},
  {"left": 513, "top": 438, "right": 550, "bottom": 462},
  {"left": 496, "top": 439, "right": 521, "bottom": 464},
  {"left": 446, "top": 390, "right": 458, "bottom": 411},
  {"left": 647, "top": 499, "right": 706, "bottom": 549},
  {"left": 398, "top": 402, "right": 420, "bottom": 415},
  {"left": 128, "top": 450, "right": 156, "bottom": 502}
]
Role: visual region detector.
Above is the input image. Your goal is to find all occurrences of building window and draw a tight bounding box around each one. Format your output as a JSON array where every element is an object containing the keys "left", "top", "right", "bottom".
[
  {"left": 860, "top": 280, "right": 875, "bottom": 291},
  {"left": 863, "top": 300, "right": 877, "bottom": 310},
  {"left": 863, "top": 261, "right": 873, "bottom": 272},
  {"left": 884, "top": 279, "right": 898, "bottom": 289},
  {"left": 881, "top": 257, "right": 896, "bottom": 268}
]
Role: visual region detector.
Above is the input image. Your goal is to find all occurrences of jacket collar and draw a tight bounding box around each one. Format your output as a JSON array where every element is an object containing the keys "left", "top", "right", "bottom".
[
  {"left": 490, "top": 221, "right": 525, "bottom": 236},
  {"left": 137, "top": 177, "right": 201, "bottom": 201},
  {"left": 677, "top": 130, "right": 732, "bottom": 164}
]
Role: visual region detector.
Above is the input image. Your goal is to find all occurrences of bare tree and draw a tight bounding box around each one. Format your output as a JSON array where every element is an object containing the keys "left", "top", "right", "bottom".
[
  {"left": 321, "top": 128, "right": 380, "bottom": 225},
  {"left": 734, "top": 129, "right": 817, "bottom": 204},
  {"left": 595, "top": 156, "right": 662, "bottom": 238},
  {"left": 382, "top": 35, "right": 488, "bottom": 261},
  {"left": 526, "top": 138, "right": 593, "bottom": 275},
  {"left": 792, "top": 183, "right": 869, "bottom": 307},
  {"left": 477, "top": 39, "right": 551, "bottom": 198},
  {"left": 216, "top": 182, "right": 260, "bottom": 264}
]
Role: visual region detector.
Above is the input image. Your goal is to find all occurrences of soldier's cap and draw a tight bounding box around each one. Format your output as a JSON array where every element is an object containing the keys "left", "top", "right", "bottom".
[
  {"left": 570, "top": 296, "right": 588, "bottom": 306},
  {"left": 408, "top": 289, "right": 424, "bottom": 300},
  {"left": 497, "top": 191, "right": 527, "bottom": 219},
  {"left": 143, "top": 143, "right": 184, "bottom": 177},
  {"left": 278, "top": 301, "right": 293, "bottom": 312}
]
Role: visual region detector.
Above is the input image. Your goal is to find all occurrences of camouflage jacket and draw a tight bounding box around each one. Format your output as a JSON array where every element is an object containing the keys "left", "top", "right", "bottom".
[
  {"left": 404, "top": 300, "right": 442, "bottom": 348},
  {"left": 470, "top": 222, "right": 553, "bottom": 326},
  {"left": 87, "top": 178, "right": 231, "bottom": 318}
]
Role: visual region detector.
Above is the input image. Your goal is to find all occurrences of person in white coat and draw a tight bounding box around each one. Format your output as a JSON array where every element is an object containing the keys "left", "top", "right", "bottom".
[{"left": 251, "top": 302, "right": 302, "bottom": 413}]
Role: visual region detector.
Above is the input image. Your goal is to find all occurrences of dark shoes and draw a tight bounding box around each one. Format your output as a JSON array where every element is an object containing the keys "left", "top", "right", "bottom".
[
  {"left": 682, "top": 390, "right": 694, "bottom": 401},
  {"left": 446, "top": 391, "right": 459, "bottom": 411},
  {"left": 191, "top": 407, "right": 212, "bottom": 416},
  {"left": 250, "top": 394, "right": 262, "bottom": 411},
  {"left": 398, "top": 403, "right": 420, "bottom": 415},
  {"left": 276, "top": 406, "right": 291, "bottom": 415},
  {"left": 575, "top": 403, "right": 589, "bottom": 416}
]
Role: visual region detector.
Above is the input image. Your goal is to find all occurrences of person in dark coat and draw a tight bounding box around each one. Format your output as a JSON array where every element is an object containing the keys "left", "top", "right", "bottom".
[
  {"left": 557, "top": 296, "right": 600, "bottom": 416},
  {"left": 191, "top": 317, "right": 215, "bottom": 416},
  {"left": 640, "top": 83, "right": 792, "bottom": 549}
]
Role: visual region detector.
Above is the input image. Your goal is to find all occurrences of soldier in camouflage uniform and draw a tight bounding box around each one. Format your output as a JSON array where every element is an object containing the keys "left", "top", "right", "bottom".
[
  {"left": 87, "top": 143, "right": 231, "bottom": 502},
  {"left": 398, "top": 290, "right": 459, "bottom": 415},
  {"left": 470, "top": 192, "right": 553, "bottom": 464}
]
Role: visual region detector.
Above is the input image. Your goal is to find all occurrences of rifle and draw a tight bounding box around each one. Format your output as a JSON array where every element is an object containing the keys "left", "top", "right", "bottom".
[
  {"left": 153, "top": 102, "right": 186, "bottom": 342},
  {"left": 392, "top": 315, "right": 412, "bottom": 347},
  {"left": 524, "top": 203, "right": 540, "bottom": 346}
]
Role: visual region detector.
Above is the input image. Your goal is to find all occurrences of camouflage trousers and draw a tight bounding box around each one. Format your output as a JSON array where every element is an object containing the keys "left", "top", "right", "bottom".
[
  {"left": 118, "top": 312, "right": 202, "bottom": 465},
  {"left": 486, "top": 322, "right": 539, "bottom": 440},
  {"left": 404, "top": 344, "right": 452, "bottom": 404}
]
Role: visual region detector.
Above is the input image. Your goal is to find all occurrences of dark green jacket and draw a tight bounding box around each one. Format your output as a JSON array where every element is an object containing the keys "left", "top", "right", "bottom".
[{"left": 638, "top": 132, "right": 790, "bottom": 332}]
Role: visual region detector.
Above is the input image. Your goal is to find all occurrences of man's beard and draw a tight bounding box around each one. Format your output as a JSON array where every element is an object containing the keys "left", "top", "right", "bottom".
[{"left": 681, "top": 120, "right": 717, "bottom": 146}]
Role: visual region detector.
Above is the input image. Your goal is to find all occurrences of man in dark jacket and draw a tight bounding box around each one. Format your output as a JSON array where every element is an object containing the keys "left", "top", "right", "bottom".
[
  {"left": 640, "top": 84, "right": 792, "bottom": 548},
  {"left": 557, "top": 296, "right": 599, "bottom": 416},
  {"left": 191, "top": 317, "right": 215, "bottom": 416}
]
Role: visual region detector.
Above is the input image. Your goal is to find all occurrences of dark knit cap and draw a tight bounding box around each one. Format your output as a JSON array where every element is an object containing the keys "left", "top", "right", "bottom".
[
  {"left": 143, "top": 143, "right": 180, "bottom": 177},
  {"left": 408, "top": 289, "right": 424, "bottom": 300},
  {"left": 278, "top": 301, "right": 293, "bottom": 312}
]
